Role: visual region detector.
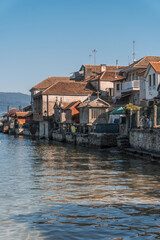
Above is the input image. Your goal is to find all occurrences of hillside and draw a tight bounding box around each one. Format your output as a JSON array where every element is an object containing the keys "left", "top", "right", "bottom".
[{"left": 0, "top": 92, "right": 30, "bottom": 117}]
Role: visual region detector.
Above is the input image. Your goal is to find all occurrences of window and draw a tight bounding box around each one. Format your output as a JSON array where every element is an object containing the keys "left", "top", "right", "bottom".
[
  {"left": 149, "top": 75, "right": 152, "bottom": 87},
  {"left": 117, "top": 84, "right": 120, "bottom": 91},
  {"left": 153, "top": 73, "right": 156, "bottom": 86},
  {"left": 109, "top": 88, "right": 112, "bottom": 96}
]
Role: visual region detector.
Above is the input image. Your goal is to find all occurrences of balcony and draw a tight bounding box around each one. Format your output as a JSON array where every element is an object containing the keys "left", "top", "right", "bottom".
[{"left": 122, "top": 80, "right": 140, "bottom": 93}]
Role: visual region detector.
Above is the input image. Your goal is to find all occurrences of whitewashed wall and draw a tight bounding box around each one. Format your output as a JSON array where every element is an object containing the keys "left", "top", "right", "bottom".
[{"left": 145, "top": 67, "right": 160, "bottom": 101}]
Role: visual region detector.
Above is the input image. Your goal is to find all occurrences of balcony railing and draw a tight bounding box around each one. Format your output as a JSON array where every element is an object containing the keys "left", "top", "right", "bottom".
[{"left": 122, "top": 80, "right": 140, "bottom": 93}]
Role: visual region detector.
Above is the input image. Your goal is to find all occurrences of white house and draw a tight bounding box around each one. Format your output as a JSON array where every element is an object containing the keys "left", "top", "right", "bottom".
[
  {"left": 144, "top": 61, "right": 160, "bottom": 105},
  {"left": 119, "top": 56, "right": 160, "bottom": 106}
]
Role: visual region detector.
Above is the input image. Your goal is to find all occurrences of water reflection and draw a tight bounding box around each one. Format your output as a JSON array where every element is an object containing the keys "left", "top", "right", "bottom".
[{"left": 0, "top": 134, "right": 160, "bottom": 239}]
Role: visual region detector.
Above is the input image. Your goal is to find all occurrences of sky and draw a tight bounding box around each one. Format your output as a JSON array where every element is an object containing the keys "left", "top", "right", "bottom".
[{"left": 1, "top": 0, "right": 160, "bottom": 94}]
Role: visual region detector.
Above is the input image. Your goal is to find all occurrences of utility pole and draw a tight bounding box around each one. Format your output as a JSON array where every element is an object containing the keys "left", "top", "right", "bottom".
[
  {"left": 92, "top": 49, "right": 99, "bottom": 96},
  {"left": 92, "top": 49, "right": 97, "bottom": 66}
]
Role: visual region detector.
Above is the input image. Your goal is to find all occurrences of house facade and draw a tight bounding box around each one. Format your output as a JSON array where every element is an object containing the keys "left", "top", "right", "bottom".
[
  {"left": 144, "top": 62, "right": 160, "bottom": 105},
  {"left": 119, "top": 56, "right": 160, "bottom": 105},
  {"left": 71, "top": 63, "right": 126, "bottom": 103},
  {"left": 79, "top": 97, "right": 110, "bottom": 124},
  {"left": 32, "top": 81, "right": 95, "bottom": 121}
]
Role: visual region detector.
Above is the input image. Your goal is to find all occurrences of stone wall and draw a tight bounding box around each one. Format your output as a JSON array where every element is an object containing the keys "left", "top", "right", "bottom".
[
  {"left": 39, "top": 121, "right": 49, "bottom": 138},
  {"left": 129, "top": 129, "right": 160, "bottom": 153},
  {"left": 52, "top": 132, "right": 118, "bottom": 148}
]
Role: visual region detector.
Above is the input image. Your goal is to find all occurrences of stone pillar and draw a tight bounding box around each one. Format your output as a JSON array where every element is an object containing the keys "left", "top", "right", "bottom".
[
  {"left": 137, "top": 108, "right": 140, "bottom": 128},
  {"left": 154, "top": 104, "right": 157, "bottom": 128},
  {"left": 129, "top": 109, "right": 133, "bottom": 129}
]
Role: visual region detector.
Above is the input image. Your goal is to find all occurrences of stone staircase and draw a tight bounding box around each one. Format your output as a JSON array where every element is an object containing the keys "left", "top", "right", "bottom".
[{"left": 117, "top": 135, "right": 130, "bottom": 149}]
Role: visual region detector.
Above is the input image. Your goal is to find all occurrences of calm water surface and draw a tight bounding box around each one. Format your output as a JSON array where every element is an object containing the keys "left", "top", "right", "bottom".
[{"left": 0, "top": 133, "right": 160, "bottom": 240}]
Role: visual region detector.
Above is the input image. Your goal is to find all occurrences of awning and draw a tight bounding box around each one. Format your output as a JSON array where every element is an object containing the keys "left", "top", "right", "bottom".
[{"left": 109, "top": 106, "right": 125, "bottom": 115}]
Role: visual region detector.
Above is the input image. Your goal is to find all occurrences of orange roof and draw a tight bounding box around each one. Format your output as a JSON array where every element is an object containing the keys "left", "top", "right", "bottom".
[
  {"left": 15, "top": 111, "right": 32, "bottom": 118},
  {"left": 122, "top": 56, "right": 160, "bottom": 71},
  {"left": 64, "top": 101, "right": 81, "bottom": 110},
  {"left": 3, "top": 108, "right": 20, "bottom": 118},
  {"left": 100, "top": 71, "right": 126, "bottom": 81},
  {"left": 42, "top": 82, "right": 95, "bottom": 96},
  {"left": 85, "top": 69, "right": 125, "bottom": 82},
  {"left": 83, "top": 65, "right": 125, "bottom": 74},
  {"left": 149, "top": 61, "right": 160, "bottom": 74},
  {"left": 31, "top": 77, "right": 71, "bottom": 90}
]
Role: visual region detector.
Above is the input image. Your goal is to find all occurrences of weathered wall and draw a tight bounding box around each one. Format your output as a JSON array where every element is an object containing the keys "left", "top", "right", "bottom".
[
  {"left": 52, "top": 132, "right": 65, "bottom": 142},
  {"left": 42, "top": 95, "right": 89, "bottom": 117},
  {"left": 129, "top": 129, "right": 160, "bottom": 153},
  {"left": 52, "top": 132, "right": 118, "bottom": 147},
  {"left": 39, "top": 121, "right": 49, "bottom": 138}
]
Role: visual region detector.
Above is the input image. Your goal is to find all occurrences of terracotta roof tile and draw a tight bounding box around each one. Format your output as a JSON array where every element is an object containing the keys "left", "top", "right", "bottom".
[
  {"left": 16, "top": 111, "right": 32, "bottom": 118},
  {"left": 149, "top": 61, "right": 160, "bottom": 74},
  {"left": 31, "top": 77, "right": 71, "bottom": 90},
  {"left": 84, "top": 65, "right": 125, "bottom": 74},
  {"left": 64, "top": 101, "right": 81, "bottom": 110},
  {"left": 100, "top": 71, "right": 126, "bottom": 81},
  {"left": 3, "top": 108, "right": 20, "bottom": 118},
  {"left": 85, "top": 70, "right": 125, "bottom": 82},
  {"left": 122, "top": 56, "right": 160, "bottom": 71},
  {"left": 42, "top": 82, "right": 95, "bottom": 96}
]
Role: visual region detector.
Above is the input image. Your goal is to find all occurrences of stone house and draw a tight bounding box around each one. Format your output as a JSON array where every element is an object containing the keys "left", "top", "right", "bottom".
[
  {"left": 78, "top": 97, "right": 110, "bottom": 124},
  {"left": 15, "top": 111, "right": 33, "bottom": 125},
  {"left": 32, "top": 81, "right": 95, "bottom": 121},
  {"left": 53, "top": 100, "right": 81, "bottom": 124},
  {"left": 30, "top": 76, "right": 71, "bottom": 120},
  {"left": 70, "top": 63, "right": 126, "bottom": 103},
  {"left": 2, "top": 108, "right": 21, "bottom": 133}
]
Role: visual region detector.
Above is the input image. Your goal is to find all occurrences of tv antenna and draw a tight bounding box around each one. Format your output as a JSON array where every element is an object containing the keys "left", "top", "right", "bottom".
[
  {"left": 89, "top": 54, "right": 92, "bottom": 65},
  {"left": 133, "top": 40, "right": 136, "bottom": 63}
]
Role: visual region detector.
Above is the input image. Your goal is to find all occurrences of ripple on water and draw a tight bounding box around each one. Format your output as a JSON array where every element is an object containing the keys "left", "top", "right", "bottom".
[{"left": 0, "top": 133, "right": 160, "bottom": 240}]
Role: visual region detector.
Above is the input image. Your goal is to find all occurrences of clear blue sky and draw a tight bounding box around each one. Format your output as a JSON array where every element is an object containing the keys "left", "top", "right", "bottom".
[{"left": 1, "top": 0, "right": 160, "bottom": 94}]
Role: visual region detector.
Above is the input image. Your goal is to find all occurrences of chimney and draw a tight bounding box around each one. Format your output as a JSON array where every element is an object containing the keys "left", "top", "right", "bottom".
[{"left": 101, "top": 64, "right": 106, "bottom": 72}]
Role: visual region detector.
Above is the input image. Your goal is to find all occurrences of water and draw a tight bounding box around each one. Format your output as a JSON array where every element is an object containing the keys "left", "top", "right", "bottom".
[{"left": 0, "top": 133, "right": 160, "bottom": 240}]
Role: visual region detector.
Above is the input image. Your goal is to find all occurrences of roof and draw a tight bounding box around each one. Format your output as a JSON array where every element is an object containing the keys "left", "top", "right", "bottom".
[
  {"left": 83, "top": 65, "right": 124, "bottom": 73},
  {"left": 31, "top": 77, "right": 70, "bottom": 91},
  {"left": 64, "top": 101, "right": 81, "bottom": 110},
  {"left": 79, "top": 97, "right": 110, "bottom": 108},
  {"left": 23, "top": 105, "right": 32, "bottom": 111},
  {"left": 3, "top": 108, "right": 21, "bottom": 118},
  {"left": 121, "top": 56, "right": 160, "bottom": 72},
  {"left": 85, "top": 67, "right": 126, "bottom": 83},
  {"left": 100, "top": 71, "right": 126, "bottom": 81},
  {"left": 42, "top": 81, "right": 95, "bottom": 96},
  {"left": 15, "top": 111, "right": 33, "bottom": 118},
  {"left": 149, "top": 62, "right": 160, "bottom": 74}
]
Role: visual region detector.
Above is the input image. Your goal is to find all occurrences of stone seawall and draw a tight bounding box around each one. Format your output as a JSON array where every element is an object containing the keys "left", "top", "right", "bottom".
[
  {"left": 52, "top": 132, "right": 118, "bottom": 148},
  {"left": 129, "top": 129, "right": 160, "bottom": 153}
]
